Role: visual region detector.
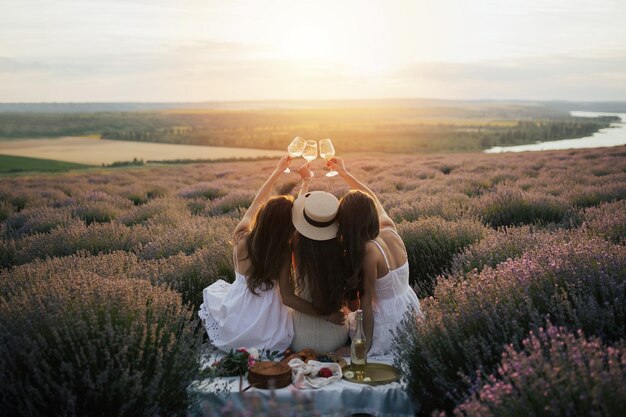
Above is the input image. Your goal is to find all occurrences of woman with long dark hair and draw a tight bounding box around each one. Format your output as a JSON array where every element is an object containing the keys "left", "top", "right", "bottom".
[
  {"left": 332, "top": 156, "right": 421, "bottom": 356},
  {"left": 287, "top": 166, "right": 350, "bottom": 352},
  {"left": 198, "top": 156, "right": 296, "bottom": 353}
]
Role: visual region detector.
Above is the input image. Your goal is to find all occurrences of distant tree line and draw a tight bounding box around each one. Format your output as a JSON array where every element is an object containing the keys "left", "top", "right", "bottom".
[
  {"left": 0, "top": 108, "right": 617, "bottom": 153},
  {"left": 102, "top": 158, "right": 145, "bottom": 168}
]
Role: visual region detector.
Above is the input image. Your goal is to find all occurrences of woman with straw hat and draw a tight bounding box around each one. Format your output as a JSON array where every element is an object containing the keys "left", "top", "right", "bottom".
[{"left": 285, "top": 165, "right": 350, "bottom": 352}]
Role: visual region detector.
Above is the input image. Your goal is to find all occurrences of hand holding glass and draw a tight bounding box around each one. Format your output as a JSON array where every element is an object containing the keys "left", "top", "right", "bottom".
[
  {"left": 319, "top": 138, "right": 338, "bottom": 177},
  {"left": 301, "top": 140, "right": 318, "bottom": 177},
  {"left": 284, "top": 137, "right": 306, "bottom": 173}
]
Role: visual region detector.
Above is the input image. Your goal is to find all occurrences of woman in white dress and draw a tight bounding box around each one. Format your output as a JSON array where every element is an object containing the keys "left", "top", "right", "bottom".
[
  {"left": 331, "top": 157, "right": 422, "bottom": 357},
  {"left": 198, "top": 156, "right": 296, "bottom": 353},
  {"left": 287, "top": 167, "right": 350, "bottom": 352}
]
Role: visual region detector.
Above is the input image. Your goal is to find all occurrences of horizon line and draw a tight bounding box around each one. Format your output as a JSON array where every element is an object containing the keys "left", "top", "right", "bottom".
[{"left": 2, "top": 97, "right": 626, "bottom": 105}]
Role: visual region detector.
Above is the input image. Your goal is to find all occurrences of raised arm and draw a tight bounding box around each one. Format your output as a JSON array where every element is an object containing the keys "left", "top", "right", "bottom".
[
  {"left": 296, "top": 162, "right": 312, "bottom": 198},
  {"left": 330, "top": 157, "right": 396, "bottom": 231},
  {"left": 232, "top": 155, "right": 291, "bottom": 242}
]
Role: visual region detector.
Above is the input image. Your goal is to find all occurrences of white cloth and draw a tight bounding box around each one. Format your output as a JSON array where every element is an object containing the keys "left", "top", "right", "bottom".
[
  {"left": 349, "top": 240, "right": 422, "bottom": 356},
  {"left": 287, "top": 359, "right": 343, "bottom": 389},
  {"left": 198, "top": 273, "right": 294, "bottom": 353},
  {"left": 189, "top": 347, "right": 416, "bottom": 417}
]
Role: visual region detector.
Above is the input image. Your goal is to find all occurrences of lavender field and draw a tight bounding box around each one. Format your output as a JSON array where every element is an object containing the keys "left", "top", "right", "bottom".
[{"left": 1, "top": 146, "right": 625, "bottom": 416}]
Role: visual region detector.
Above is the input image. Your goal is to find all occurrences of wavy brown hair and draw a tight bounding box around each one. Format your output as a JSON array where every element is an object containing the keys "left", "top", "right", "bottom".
[
  {"left": 243, "top": 195, "right": 295, "bottom": 295},
  {"left": 292, "top": 233, "right": 346, "bottom": 315},
  {"left": 336, "top": 190, "right": 379, "bottom": 297}
]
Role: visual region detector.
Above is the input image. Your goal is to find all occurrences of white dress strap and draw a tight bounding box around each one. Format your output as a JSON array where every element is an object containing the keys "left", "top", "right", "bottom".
[{"left": 370, "top": 239, "right": 390, "bottom": 270}]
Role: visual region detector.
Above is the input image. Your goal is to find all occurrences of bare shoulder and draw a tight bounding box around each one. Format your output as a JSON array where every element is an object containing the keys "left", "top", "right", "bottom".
[
  {"left": 364, "top": 240, "right": 383, "bottom": 262},
  {"left": 233, "top": 233, "right": 249, "bottom": 256},
  {"left": 379, "top": 227, "right": 401, "bottom": 243},
  {"left": 364, "top": 240, "right": 378, "bottom": 253}
]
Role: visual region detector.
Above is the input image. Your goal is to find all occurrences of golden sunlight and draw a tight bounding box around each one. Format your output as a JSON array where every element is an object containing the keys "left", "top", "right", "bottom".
[{"left": 260, "top": 1, "right": 413, "bottom": 76}]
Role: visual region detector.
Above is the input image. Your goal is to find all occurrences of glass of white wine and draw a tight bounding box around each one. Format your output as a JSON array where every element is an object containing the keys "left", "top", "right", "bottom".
[
  {"left": 319, "top": 138, "right": 338, "bottom": 177},
  {"left": 284, "top": 137, "right": 306, "bottom": 173},
  {"left": 301, "top": 140, "right": 318, "bottom": 177}
]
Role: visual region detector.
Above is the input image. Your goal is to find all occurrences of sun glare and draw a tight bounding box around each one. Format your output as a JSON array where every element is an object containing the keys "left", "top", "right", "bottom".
[{"left": 259, "top": 1, "right": 407, "bottom": 77}]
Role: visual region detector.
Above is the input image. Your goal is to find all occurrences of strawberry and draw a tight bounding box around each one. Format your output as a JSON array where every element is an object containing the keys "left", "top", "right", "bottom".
[{"left": 318, "top": 367, "right": 333, "bottom": 378}]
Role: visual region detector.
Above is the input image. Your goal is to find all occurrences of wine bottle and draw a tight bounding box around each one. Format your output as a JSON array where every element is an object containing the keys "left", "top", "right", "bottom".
[{"left": 350, "top": 309, "right": 367, "bottom": 379}]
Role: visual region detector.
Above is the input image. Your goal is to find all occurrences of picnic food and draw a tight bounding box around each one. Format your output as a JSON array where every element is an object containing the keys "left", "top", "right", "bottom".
[
  {"left": 318, "top": 367, "right": 334, "bottom": 378},
  {"left": 280, "top": 348, "right": 347, "bottom": 368},
  {"left": 248, "top": 361, "right": 292, "bottom": 389}
]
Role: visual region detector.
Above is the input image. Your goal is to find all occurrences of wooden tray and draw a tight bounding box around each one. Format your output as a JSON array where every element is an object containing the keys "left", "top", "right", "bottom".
[{"left": 342, "top": 362, "right": 401, "bottom": 386}]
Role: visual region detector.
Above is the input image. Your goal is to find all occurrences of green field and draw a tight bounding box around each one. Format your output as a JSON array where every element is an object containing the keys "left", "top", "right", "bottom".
[{"left": 0, "top": 154, "right": 93, "bottom": 173}]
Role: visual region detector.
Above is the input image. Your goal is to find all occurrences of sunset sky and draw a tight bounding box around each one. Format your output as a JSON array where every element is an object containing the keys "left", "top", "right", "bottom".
[{"left": 1, "top": 0, "right": 625, "bottom": 102}]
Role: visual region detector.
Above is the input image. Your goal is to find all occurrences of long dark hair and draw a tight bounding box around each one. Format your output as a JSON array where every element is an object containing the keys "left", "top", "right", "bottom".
[
  {"left": 336, "top": 190, "right": 379, "bottom": 296},
  {"left": 244, "top": 195, "right": 295, "bottom": 295},
  {"left": 292, "top": 233, "right": 346, "bottom": 315}
]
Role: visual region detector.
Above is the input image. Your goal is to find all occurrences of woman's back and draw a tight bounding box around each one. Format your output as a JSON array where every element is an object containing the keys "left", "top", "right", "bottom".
[
  {"left": 290, "top": 191, "right": 349, "bottom": 352},
  {"left": 291, "top": 281, "right": 349, "bottom": 352}
]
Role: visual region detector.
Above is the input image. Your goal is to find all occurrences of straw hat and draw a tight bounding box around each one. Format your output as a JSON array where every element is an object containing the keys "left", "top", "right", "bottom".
[{"left": 292, "top": 191, "right": 339, "bottom": 241}]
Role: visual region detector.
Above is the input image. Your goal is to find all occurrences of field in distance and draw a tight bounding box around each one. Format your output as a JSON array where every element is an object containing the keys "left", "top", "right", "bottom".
[{"left": 0, "top": 154, "right": 93, "bottom": 174}]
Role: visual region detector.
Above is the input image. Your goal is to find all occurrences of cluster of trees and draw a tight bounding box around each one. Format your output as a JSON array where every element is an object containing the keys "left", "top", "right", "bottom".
[{"left": 0, "top": 107, "right": 616, "bottom": 153}]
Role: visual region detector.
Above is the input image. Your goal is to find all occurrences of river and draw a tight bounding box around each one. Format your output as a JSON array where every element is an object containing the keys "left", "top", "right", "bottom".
[
  {"left": 0, "top": 136, "right": 284, "bottom": 165},
  {"left": 485, "top": 111, "right": 626, "bottom": 153}
]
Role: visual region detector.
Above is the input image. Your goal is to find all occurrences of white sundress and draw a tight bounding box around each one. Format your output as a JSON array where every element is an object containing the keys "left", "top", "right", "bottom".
[
  {"left": 198, "top": 254, "right": 294, "bottom": 353},
  {"left": 349, "top": 231, "right": 422, "bottom": 357}
]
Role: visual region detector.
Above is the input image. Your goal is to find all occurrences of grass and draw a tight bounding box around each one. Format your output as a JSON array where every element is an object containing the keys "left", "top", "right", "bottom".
[{"left": 0, "top": 154, "right": 93, "bottom": 173}]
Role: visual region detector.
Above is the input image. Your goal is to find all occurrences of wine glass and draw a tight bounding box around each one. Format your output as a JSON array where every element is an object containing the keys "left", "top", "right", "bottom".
[
  {"left": 301, "top": 140, "right": 318, "bottom": 177},
  {"left": 319, "top": 138, "right": 338, "bottom": 177},
  {"left": 284, "top": 137, "right": 306, "bottom": 173}
]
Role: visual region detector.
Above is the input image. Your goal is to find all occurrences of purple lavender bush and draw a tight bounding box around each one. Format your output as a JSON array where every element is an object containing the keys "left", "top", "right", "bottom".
[
  {"left": 177, "top": 182, "right": 225, "bottom": 200},
  {"left": 449, "top": 226, "right": 570, "bottom": 276},
  {"left": 398, "top": 217, "right": 488, "bottom": 297},
  {"left": 565, "top": 182, "right": 626, "bottom": 208},
  {"left": 0, "top": 200, "right": 12, "bottom": 222},
  {"left": 70, "top": 201, "right": 122, "bottom": 224},
  {"left": 581, "top": 199, "right": 626, "bottom": 245},
  {"left": 392, "top": 238, "right": 626, "bottom": 415},
  {"left": 117, "top": 198, "right": 186, "bottom": 226},
  {"left": 135, "top": 215, "right": 236, "bottom": 260},
  {"left": 4, "top": 242, "right": 234, "bottom": 312},
  {"left": 12, "top": 221, "right": 151, "bottom": 265},
  {"left": 474, "top": 185, "right": 569, "bottom": 227},
  {"left": 2, "top": 206, "right": 76, "bottom": 238},
  {"left": 0, "top": 145, "right": 624, "bottom": 416},
  {"left": 0, "top": 270, "right": 202, "bottom": 417},
  {"left": 453, "top": 325, "right": 626, "bottom": 417}
]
